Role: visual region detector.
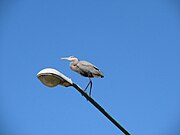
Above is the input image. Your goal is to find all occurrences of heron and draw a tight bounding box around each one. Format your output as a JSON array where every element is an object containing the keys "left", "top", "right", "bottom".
[{"left": 61, "top": 56, "right": 104, "bottom": 96}]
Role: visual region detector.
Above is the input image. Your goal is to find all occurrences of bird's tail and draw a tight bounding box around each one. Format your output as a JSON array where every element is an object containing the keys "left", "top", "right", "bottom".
[{"left": 98, "top": 70, "right": 104, "bottom": 78}]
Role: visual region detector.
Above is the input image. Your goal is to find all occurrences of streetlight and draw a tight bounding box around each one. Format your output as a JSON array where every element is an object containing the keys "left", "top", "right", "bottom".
[{"left": 37, "top": 68, "right": 130, "bottom": 135}]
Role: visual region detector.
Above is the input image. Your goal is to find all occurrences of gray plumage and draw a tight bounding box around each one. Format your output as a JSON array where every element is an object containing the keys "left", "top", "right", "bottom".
[{"left": 61, "top": 56, "right": 104, "bottom": 96}]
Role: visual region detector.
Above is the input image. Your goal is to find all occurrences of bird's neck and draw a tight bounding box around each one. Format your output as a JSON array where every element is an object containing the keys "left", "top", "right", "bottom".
[
  {"left": 70, "top": 59, "right": 78, "bottom": 66},
  {"left": 70, "top": 60, "right": 78, "bottom": 71}
]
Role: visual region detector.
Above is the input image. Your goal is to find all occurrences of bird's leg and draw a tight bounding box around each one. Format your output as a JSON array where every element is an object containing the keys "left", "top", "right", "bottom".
[
  {"left": 84, "top": 80, "right": 91, "bottom": 92},
  {"left": 89, "top": 78, "right": 93, "bottom": 96},
  {"left": 84, "top": 78, "right": 93, "bottom": 96}
]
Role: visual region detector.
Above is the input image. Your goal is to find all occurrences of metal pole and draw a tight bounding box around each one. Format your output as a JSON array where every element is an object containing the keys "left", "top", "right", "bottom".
[{"left": 72, "top": 83, "right": 131, "bottom": 135}]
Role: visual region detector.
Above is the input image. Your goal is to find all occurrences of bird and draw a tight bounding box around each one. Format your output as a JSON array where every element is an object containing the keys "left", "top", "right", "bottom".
[{"left": 61, "top": 56, "right": 104, "bottom": 96}]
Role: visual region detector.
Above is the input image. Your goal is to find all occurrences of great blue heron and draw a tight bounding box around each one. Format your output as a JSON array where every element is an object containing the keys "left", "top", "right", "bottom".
[{"left": 61, "top": 56, "right": 104, "bottom": 96}]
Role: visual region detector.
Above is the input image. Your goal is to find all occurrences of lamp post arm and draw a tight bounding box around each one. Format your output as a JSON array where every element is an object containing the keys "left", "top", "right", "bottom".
[{"left": 72, "top": 83, "right": 130, "bottom": 135}]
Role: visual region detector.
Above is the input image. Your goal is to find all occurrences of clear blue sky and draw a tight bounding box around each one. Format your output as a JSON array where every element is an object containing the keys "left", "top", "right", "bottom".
[{"left": 1, "top": 0, "right": 180, "bottom": 135}]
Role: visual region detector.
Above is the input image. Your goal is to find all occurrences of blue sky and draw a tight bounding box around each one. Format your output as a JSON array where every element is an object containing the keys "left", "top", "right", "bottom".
[{"left": 1, "top": 0, "right": 180, "bottom": 135}]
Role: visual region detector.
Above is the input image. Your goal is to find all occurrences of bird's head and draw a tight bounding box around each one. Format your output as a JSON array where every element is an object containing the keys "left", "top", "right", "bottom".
[{"left": 61, "top": 56, "right": 78, "bottom": 61}]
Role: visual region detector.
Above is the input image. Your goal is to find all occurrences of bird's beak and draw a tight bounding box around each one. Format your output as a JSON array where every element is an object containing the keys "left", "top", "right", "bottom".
[{"left": 61, "top": 57, "right": 69, "bottom": 60}]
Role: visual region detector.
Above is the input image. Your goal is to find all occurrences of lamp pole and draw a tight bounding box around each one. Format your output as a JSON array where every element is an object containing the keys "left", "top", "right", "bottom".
[{"left": 72, "top": 83, "right": 130, "bottom": 135}]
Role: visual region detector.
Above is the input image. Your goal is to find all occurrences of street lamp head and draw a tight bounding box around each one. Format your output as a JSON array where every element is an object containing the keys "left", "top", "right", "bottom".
[{"left": 37, "top": 68, "right": 73, "bottom": 87}]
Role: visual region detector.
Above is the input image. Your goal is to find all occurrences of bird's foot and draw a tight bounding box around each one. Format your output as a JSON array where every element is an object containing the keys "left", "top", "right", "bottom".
[
  {"left": 83, "top": 89, "right": 87, "bottom": 93},
  {"left": 88, "top": 92, "right": 91, "bottom": 97},
  {"left": 83, "top": 89, "right": 91, "bottom": 97}
]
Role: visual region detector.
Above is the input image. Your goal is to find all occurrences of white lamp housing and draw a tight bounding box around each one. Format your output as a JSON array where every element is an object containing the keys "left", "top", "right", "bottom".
[{"left": 37, "top": 68, "right": 73, "bottom": 87}]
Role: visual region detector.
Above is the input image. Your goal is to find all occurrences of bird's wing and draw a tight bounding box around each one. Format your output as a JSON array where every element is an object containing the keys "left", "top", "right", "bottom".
[
  {"left": 77, "top": 60, "right": 104, "bottom": 78},
  {"left": 78, "top": 61, "right": 99, "bottom": 70}
]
